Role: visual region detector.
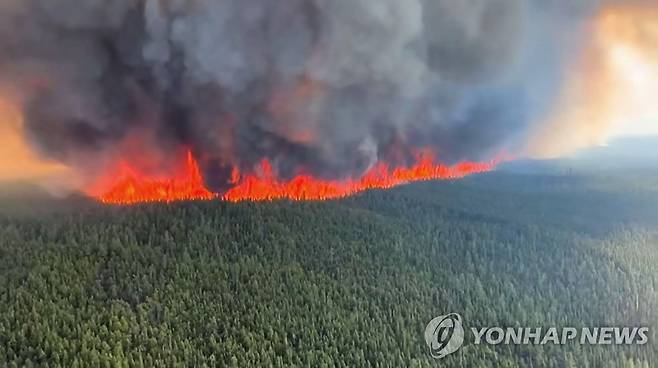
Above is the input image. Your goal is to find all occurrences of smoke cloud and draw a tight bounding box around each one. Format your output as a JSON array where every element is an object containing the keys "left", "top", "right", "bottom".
[
  {"left": 528, "top": 1, "right": 658, "bottom": 157},
  {"left": 0, "top": 0, "right": 652, "bottom": 191}
]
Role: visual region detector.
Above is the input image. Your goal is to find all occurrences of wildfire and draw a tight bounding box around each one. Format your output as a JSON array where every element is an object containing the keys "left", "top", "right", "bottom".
[
  {"left": 93, "top": 150, "right": 498, "bottom": 205},
  {"left": 93, "top": 151, "right": 215, "bottom": 205}
]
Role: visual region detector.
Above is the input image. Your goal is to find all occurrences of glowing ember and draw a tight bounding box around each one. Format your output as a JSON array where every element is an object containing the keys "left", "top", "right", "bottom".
[{"left": 93, "top": 150, "right": 498, "bottom": 205}]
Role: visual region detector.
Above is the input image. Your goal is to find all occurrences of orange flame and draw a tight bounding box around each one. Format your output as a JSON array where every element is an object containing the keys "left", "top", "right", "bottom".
[
  {"left": 93, "top": 151, "right": 215, "bottom": 204},
  {"left": 92, "top": 150, "right": 498, "bottom": 205}
]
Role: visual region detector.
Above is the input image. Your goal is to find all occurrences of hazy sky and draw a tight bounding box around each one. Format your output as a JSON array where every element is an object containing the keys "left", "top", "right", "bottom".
[
  {"left": 611, "top": 118, "right": 658, "bottom": 138},
  {"left": 0, "top": 98, "right": 68, "bottom": 181},
  {"left": 0, "top": 1, "right": 656, "bottom": 184},
  {"left": 526, "top": 4, "right": 658, "bottom": 157}
]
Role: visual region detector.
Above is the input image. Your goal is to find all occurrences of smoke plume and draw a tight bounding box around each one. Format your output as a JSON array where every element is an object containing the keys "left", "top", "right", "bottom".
[
  {"left": 0, "top": 0, "right": 653, "bottom": 191},
  {"left": 529, "top": 1, "right": 658, "bottom": 157}
]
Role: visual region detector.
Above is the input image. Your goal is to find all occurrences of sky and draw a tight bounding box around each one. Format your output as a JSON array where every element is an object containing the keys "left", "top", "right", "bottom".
[
  {"left": 0, "top": 98, "right": 70, "bottom": 182},
  {"left": 527, "top": 3, "right": 658, "bottom": 157},
  {"left": 606, "top": 9, "right": 658, "bottom": 139},
  {"left": 0, "top": 1, "right": 656, "bottom": 184}
]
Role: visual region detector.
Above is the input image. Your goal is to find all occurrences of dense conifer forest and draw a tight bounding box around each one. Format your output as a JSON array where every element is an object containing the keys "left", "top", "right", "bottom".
[{"left": 1, "top": 168, "right": 657, "bottom": 367}]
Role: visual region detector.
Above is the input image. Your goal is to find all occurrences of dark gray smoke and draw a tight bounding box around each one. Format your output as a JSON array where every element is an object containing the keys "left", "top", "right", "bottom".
[{"left": 0, "top": 0, "right": 608, "bottom": 191}]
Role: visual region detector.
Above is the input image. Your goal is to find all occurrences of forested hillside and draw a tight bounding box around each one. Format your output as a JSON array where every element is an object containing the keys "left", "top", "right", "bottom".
[{"left": 1, "top": 170, "right": 657, "bottom": 367}]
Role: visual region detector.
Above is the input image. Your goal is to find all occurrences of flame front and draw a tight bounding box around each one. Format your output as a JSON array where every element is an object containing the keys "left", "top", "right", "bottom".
[
  {"left": 93, "top": 150, "right": 498, "bottom": 205},
  {"left": 93, "top": 151, "right": 215, "bottom": 205}
]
